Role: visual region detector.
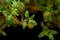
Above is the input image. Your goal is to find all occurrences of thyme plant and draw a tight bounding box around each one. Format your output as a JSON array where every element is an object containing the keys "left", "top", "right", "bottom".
[{"left": 0, "top": 0, "right": 60, "bottom": 40}]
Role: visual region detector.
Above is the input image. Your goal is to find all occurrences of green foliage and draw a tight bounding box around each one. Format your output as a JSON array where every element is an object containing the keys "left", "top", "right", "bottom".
[
  {"left": 55, "top": 0, "right": 60, "bottom": 4},
  {"left": 38, "top": 26, "right": 49, "bottom": 38},
  {"left": 50, "top": 30, "right": 58, "bottom": 34},
  {"left": 23, "top": 10, "right": 37, "bottom": 29},
  {"left": 24, "top": 10, "right": 29, "bottom": 19},
  {"left": 0, "top": 31, "right": 7, "bottom": 36},
  {"left": 2, "top": 10, "right": 10, "bottom": 17},
  {"left": 5, "top": 15, "right": 13, "bottom": 26},
  {"left": 38, "top": 24, "right": 58, "bottom": 40},
  {"left": 22, "top": 19, "right": 27, "bottom": 30},
  {"left": 0, "top": 0, "right": 60, "bottom": 40},
  {"left": 28, "top": 19, "right": 37, "bottom": 25},
  {"left": 37, "top": 0, "right": 48, "bottom": 11},
  {"left": 28, "top": 15, "right": 37, "bottom": 25},
  {"left": 5, "top": 0, "right": 12, "bottom": 5},
  {"left": 22, "top": 11, "right": 37, "bottom": 29},
  {"left": 38, "top": 31, "right": 46, "bottom": 38},
  {"left": 12, "top": 0, "right": 17, "bottom": 7},
  {"left": 38, "top": 29, "right": 58, "bottom": 40},
  {"left": 48, "top": 34, "right": 54, "bottom": 40},
  {"left": 11, "top": 8, "right": 19, "bottom": 16},
  {"left": 17, "top": 0, "right": 25, "bottom": 10}
]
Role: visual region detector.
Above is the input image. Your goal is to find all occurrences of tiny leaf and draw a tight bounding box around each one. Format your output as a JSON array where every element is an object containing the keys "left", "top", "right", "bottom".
[
  {"left": 0, "top": 31, "right": 7, "bottom": 36},
  {"left": 22, "top": 21, "right": 27, "bottom": 30},
  {"left": 30, "top": 20, "right": 37, "bottom": 25},
  {"left": 5, "top": 15, "right": 13, "bottom": 25},
  {"left": 5, "top": 0, "right": 12, "bottom": 5},
  {"left": 30, "top": 15, "right": 35, "bottom": 19},
  {"left": 12, "top": 0, "right": 17, "bottom": 7},
  {"left": 50, "top": 30, "right": 58, "bottom": 34},
  {"left": 2, "top": 11, "right": 8, "bottom": 17},
  {"left": 12, "top": 8, "right": 19, "bottom": 16},
  {"left": 28, "top": 23, "right": 35, "bottom": 29},
  {"left": 38, "top": 31, "right": 46, "bottom": 38},
  {"left": 41, "top": 22, "right": 45, "bottom": 27},
  {"left": 25, "top": 10, "right": 29, "bottom": 19},
  {"left": 17, "top": 1, "right": 25, "bottom": 10},
  {"left": 48, "top": 34, "right": 54, "bottom": 40}
]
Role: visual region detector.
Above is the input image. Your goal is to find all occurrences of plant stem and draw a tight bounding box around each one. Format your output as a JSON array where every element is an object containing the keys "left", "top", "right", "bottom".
[{"left": 0, "top": 24, "right": 6, "bottom": 31}]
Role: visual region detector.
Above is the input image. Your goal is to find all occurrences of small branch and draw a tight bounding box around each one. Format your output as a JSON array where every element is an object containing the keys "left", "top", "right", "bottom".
[
  {"left": 13, "top": 16, "right": 22, "bottom": 25},
  {"left": 21, "top": 15, "right": 24, "bottom": 23},
  {"left": 0, "top": 24, "right": 6, "bottom": 31}
]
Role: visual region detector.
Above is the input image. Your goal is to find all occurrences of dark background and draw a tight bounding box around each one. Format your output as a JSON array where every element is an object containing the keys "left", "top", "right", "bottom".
[{"left": 0, "top": 11, "right": 60, "bottom": 40}]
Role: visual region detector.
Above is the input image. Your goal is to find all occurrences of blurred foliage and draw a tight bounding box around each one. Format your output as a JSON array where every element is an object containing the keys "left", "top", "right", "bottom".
[
  {"left": 0, "top": 31, "right": 7, "bottom": 36},
  {"left": 22, "top": 10, "right": 37, "bottom": 29},
  {"left": 38, "top": 23, "right": 58, "bottom": 40},
  {"left": 0, "top": 0, "right": 60, "bottom": 40},
  {"left": 22, "top": 20, "right": 27, "bottom": 30}
]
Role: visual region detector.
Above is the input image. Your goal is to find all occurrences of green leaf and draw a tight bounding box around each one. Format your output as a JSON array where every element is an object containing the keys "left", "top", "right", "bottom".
[
  {"left": 37, "top": 0, "right": 48, "bottom": 11},
  {"left": 50, "top": 30, "right": 58, "bottom": 34},
  {"left": 38, "top": 31, "right": 46, "bottom": 38},
  {"left": 25, "top": 10, "right": 29, "bottom": 19},
  {"left": 38, "top": 27, "right": 49, "bottom": 38},
  {"left": 48, "top": 34, "right": 54, "bottom": 40},
  {"left": 17, "top": 1, "right": 25, "bottom": 10},
  {"left": 12, "top": 0, "right": 17, "bottom": 7},
  {"left": 2, "top": 11, "right": 8, "bottom": 17},
  {"left": 28, "top": 17, "right": 37, "bottom": 25},
  {"left": 30, "top": 15, "right": 35, "bottom": 19},
  {"left": 5, "top": 15, "right": 13, "bottom": 25},
  {"left": 22, "top": 21, "right": 27, "bottom": 30},
  {"left": 30, "top": 20, "right": 37, "bottom": 25},
  {"left": 12, "top": 8, "right": 19, "bottom": 16},
  {"left": 0, "top": 31, "right": 7, "bottom": 36},
  {"left": 42, "top": 27, "right": 49, "bottom": 35},
  {"left": 5, "top": 0, "right": 12, "bottom": 5},
  {"left": 41, "top": 22, "right": 45, "bottom": 27}
]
